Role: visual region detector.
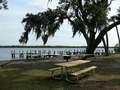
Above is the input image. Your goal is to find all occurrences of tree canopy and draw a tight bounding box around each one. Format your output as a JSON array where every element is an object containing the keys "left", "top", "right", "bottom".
[
  {"left": 0, "top": 0, "right": 8, "bottom": 9},
  {"left": 19, "top": 0, "right": 120, "bottom": 54}
]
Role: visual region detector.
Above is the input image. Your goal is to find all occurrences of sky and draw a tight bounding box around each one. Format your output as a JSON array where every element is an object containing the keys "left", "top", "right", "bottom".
[{"left": 0, "top": 0, "right": 120, "bottom": 46}]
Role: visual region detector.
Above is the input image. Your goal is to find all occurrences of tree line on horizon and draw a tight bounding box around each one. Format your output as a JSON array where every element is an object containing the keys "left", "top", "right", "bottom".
[{"left": 0, "top": 45, "right": 116, "bottom": 48}]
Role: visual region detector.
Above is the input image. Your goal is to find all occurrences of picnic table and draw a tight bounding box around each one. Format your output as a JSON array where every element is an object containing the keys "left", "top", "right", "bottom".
[
  {"left": 55, "top": 60, "right": 90, "bottom": 68},
  {"left": 49, "top": 60, "right": 97, "bottom": 83}
]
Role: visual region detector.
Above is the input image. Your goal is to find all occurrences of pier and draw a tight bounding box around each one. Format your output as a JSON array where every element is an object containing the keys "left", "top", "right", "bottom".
[{"left": 11, "top": 49, "right": 115, "bottom": 60}]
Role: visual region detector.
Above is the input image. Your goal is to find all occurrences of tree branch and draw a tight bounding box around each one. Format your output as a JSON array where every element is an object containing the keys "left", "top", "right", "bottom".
[{"left": 94, "top": 20, "right": 120, "bottom": 49}]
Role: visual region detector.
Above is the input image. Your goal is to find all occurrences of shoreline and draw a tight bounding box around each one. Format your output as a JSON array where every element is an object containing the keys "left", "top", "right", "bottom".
[
  {"left": 0, "top": 45, "right": 116, "bottom": 48},
  {"left": 0, "top": 56, "right": 65, "bottom": 67}
]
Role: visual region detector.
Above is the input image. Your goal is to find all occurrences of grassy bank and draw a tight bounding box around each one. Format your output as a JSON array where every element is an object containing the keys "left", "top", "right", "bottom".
[{"left": 0, "top": 54, "right": 120, "bottom": 90}]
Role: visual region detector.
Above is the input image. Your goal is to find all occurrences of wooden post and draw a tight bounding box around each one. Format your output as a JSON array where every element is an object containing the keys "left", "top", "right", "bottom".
[
  {"left": 38, "top": 50, "right": 41, "bottom": 55},
  {"left": 19, "top": 51, "right": 24, "bottom": 58},
  {"left": 53, "top": 51, "right": 55, "bottom": 55},
  {"left": 11, "top": 50, "right": 15, "bottom": 59},
  {"left": 34, "top": 50, "right": 37, "bottom": 54},
  {"left": 19, "top": 51, "right": 21, "bottom": 58}
]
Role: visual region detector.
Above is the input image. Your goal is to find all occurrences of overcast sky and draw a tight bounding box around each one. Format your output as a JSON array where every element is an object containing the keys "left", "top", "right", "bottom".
[{"left": 0, "top": 0, "right": 120, "bottom": 46}]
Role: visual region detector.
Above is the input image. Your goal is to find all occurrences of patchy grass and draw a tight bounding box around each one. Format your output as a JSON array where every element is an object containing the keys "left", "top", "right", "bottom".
[{"left": 0, "top": 54, "right": 120, "bottom": 90}]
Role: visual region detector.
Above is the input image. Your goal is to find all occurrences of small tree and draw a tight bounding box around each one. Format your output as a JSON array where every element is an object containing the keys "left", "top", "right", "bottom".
[{"left": 114, "top": 47, "right": 120, "bottom": 53}]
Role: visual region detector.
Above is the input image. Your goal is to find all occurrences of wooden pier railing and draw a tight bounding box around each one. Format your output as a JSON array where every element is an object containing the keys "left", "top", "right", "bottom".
[{"left": 11, "top": 49, "right": 114, "bottom": 59}]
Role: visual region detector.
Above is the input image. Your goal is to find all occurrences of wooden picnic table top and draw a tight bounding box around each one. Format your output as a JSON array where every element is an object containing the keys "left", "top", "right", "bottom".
[{"left": 55, "top": 60, "right": 91, "bottom": 68}]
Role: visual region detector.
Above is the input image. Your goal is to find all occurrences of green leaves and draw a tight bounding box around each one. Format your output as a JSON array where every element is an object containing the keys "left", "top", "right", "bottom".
[
  {"left": 110, "top": 7, "right": 120, "bottom": 22},
  {"left": 20, "top": 8, "right": 67, "bottom": 44},
  {"left": 20, "top": 0, "right": 119, "bottom": 48},
  {"left": 0, "top": 0, "right": 8, "bottom": 9}
]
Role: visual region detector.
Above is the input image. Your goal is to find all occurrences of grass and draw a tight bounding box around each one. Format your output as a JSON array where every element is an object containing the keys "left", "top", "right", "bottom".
[{"left": 0, "top": 54, "right": 120, "bottom": 90}]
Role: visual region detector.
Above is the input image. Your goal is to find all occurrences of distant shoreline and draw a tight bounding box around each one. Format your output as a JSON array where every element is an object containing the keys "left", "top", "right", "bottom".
[{"left": 0, "top": 45, "right": 115, "bottom": 48}]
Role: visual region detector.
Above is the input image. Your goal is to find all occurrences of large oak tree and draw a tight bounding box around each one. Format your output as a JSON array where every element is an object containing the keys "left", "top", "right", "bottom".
[{"left": 19, "top": 0, "right": 120, "bottom": 54}]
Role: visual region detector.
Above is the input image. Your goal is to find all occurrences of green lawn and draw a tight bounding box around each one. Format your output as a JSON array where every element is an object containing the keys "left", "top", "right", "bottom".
[{"left": 0, "top": 54, "right": 120, "bottom": 90}]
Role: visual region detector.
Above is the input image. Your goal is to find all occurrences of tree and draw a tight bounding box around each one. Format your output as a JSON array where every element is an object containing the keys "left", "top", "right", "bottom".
[
  {"left": 0, "top": 0, "right": 8, "bottom": 9},
  {"left": 102, "top": 32, "right": 109, "bottom": 56},
  {"left": 115, "top": 23, "right": 120, "bottom": 46},
  {"left": 110, "top": 7, "right": 120, "bottom": 46},
  {"left": 19, "top": 0, "right": 120, "bottom": 54}
]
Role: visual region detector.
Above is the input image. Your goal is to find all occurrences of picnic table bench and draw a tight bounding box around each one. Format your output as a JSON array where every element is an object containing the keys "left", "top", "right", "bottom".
[{"left": 69, "top": 66, "right": 97, "bottom": 82}]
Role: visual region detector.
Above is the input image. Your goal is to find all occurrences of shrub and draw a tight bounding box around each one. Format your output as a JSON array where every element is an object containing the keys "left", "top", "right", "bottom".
[{"left": 114, "top": 47, "right": 120, "bottom": 53}]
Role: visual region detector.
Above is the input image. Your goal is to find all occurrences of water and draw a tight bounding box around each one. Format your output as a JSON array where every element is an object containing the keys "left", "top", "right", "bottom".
[{"left": 0, "top": 47, "right": 114, "bottom": 61}]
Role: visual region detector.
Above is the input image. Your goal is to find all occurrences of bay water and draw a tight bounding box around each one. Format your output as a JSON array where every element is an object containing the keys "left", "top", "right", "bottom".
[{"left": 0, "top": 47, "right": 114, "bottom": 61}]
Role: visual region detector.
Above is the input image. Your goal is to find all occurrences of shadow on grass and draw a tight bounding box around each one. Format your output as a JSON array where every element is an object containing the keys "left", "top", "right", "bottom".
[
  {"left": 0, "top": 63, "right": 97, "bottom": 90},
  {"left": 89, "top": 57, "right": 120, "bottom": 76},
  {"left": 80, "top": 76, "right": 120, "bottom": 89}
]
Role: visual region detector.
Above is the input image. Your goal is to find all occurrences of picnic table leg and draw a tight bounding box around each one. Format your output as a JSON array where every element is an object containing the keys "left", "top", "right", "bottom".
[
  {"left": 65, "top": 67, "right": 79, "bottom": 84},
  {"left": 51, "top": 67, "right": 64, "bottom": 80},
  {"left": 65, "top": 67, "right": 70, "bottom": 81},
  {"left": 60, "top": 67, "right": 64, "bottom": 78}
]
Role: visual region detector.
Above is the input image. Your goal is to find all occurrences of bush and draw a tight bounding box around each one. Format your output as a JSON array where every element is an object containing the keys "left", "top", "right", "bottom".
[{"left": 114, "top": 47, "right": 120, "bottom": 53}]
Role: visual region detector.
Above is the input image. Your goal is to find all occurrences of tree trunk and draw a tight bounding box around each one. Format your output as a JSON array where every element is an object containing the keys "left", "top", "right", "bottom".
[
  {"left": 86, "top": 29, "right": 96, "bottom": 54},
  {"left": 86, "top": 43, "right": 95, "bottom": 54},
  {"left": 102, "top": 34, "right": 109, "bottom": 56},
  {"left": 91, "top": 21, "right": 120, "bottom": 53},
  {"left": 113, "top": 20, "right": 120, "bottom": 46},
  {"left": 105, "top": 33, "right": 109, "bottom": 56},
  {"left": 115, "top": 25, "right": 120, "bottom": 46},
  {"left": 84, "top": 21, "right": 120, "bottom": 54}
]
